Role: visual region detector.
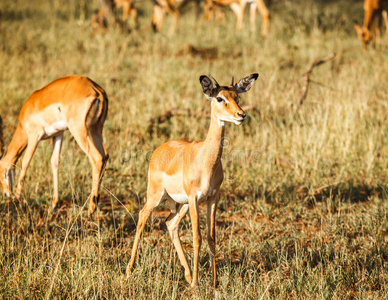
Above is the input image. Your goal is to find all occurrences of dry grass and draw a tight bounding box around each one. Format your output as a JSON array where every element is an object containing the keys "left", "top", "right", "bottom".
[{"left": 1, "top": 0, "right": 388, "bottom": 298}]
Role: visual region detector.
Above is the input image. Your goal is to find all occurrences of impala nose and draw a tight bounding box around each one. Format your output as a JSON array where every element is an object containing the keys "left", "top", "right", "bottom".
[{"left": 237, "top": 111, "right": 246, "bottom": 120}]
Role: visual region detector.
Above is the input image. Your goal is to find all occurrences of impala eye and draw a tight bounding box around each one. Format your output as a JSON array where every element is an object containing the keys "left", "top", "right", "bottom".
[{"left": 216, "top": 97, "right": 224, "bottom": 103}]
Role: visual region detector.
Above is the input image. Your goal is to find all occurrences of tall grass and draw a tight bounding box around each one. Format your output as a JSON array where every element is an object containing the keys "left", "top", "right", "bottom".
[{"left": 0, "top": 0, "right": 388, "bottom": 298}]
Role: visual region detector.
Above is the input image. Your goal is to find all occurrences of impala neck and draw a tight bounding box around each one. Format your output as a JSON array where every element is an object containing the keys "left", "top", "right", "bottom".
[
  {"left": 202, "top": 108, "right": 226, "bottom": 166},
  {"left": 0, "top": 124, "right": 27, "bottom": 171}
]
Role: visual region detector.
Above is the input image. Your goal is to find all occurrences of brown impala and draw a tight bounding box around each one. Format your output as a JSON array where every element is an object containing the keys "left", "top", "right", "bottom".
[
  {"left": 205, "top": 0, "right": 270, "bottom": 37},
  {"left": 126, "top": 73, "right": 259, "bottom": 288},
  {"left": 0, "top": 76, "right": 109, "bottom": 216},
  {"left": 354, "top": 0, "right": 388, "bottom": 49}
]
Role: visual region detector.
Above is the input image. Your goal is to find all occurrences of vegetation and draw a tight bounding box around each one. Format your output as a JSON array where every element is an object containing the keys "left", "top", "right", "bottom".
[{"left": 1, "top": 0, "right": 388, "bottom": 298}]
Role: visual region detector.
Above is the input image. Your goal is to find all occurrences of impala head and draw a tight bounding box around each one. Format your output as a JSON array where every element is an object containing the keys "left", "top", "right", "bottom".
[
  {"left": 200, "top": 73, "right": 259, "bottom": 125},
  {"left": 354, "top": 23, "right": 373, "bottom": 49},
  {"left": 0, "top": 162, "right": 14, "bottom": 198}
]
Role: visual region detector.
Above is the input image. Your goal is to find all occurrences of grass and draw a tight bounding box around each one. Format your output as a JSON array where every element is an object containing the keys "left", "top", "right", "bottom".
[{"left": 1, "top": 0, "right": 388, "bottom": 298}]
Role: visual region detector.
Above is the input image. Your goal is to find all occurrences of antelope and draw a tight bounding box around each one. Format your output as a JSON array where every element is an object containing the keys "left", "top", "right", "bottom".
[
  {"left": 0, "top": 76, "right": 109, "bottom": 216},
  {"left": 152, "top": 0, "right": 201, "bottom": 32},
  {"left": 204, "top": 0, "right": 270, "bottom": 37},
  {"left": 354, "top": 0, "right": 388, "bottom": 49},
  {"left": 126, "top": 73, "right": 259, "bottom": 288},
  {"left": 92, "top": 0, "right": 138, "bottom": 32}
]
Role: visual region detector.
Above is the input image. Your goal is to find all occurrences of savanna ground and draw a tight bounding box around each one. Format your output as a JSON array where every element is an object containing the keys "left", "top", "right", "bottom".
[{"left": 1, "top": 0, "right": 388, "bottom": 298}]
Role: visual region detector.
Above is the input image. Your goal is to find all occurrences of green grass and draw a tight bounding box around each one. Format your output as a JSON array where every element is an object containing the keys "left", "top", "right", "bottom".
[{"left": 1, "top": 0, "right": 388, "bottom": 298}]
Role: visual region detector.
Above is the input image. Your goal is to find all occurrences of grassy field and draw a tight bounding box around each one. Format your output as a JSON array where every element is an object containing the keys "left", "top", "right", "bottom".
[{"left": 1, "top": 0, "right": 388, "bottom": 298}]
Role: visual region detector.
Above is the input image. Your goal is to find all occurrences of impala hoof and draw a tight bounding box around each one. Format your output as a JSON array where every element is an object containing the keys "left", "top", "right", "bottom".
[
  {"left": 185, "top": 273, "right": 192, "bottom": 284},
  {"left": 126, "top": 265, "right": 133, "bottom": 279},
  {"left": 87, "top": 211, "right": 95, "bottom": 220}
]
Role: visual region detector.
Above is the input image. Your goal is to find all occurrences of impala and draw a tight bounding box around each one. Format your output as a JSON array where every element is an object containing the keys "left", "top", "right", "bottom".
[
  {"left": 354, "top": 0, "right": 388, "bottom": 49},
  {"left": 126, "top": 73, "right": 259, "bottom": 288},
  {"left": 204, "top": 0, "right": 270, "bottom": 37},
  {"left": 0, "top": 76, "right": 109, "bottom": 216},
  {"left": 92, "top": 0, "right": 137, "bottom": 31},
  {"left": 152, "top": 0, "right": 201, "bottom": 32}
]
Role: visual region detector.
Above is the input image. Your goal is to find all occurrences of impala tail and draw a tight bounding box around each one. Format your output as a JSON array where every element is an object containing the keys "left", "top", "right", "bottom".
[{"left": 86, "top": 91, "right": 108, "bottom": 128}]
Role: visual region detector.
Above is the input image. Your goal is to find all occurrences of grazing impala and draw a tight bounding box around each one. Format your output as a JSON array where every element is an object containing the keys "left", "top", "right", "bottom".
[
  {"left": 0, "top": 76, "right": 109, "bottom": 216},
  {"left": 354, "top": 0, "right": 388, "bottom": 49},
  {"left": 152, "top": 0, "right": 201, "bottom": 32},
  {"left": 204, "top": 0, "right": 270, "bottom": 37},
  {"left": 92, "top": 0, "right": 138, "bottom": 31},
  {"left": 126, "top": 73, "right": 259, "bottom": 288}
]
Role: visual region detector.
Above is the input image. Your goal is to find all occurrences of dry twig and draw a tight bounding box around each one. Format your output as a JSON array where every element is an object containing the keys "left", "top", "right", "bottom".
[{"left": 293, "top": 53, "right": 336, "bottom": 114}]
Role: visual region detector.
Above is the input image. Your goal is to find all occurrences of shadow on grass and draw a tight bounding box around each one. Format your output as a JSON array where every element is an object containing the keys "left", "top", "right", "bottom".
[{"left": 259, "top": 180, "right": 388, "bottom": 209}]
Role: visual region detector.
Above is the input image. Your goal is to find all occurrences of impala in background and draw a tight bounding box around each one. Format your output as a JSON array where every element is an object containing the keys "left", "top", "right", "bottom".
[
  {"left": 152, "top": 0, "right": 201, "bottom": 32},
  {"left": 354, "top": 0, "right": 388, "bottom": 49},
  {"left": 204, "top": 0, "right": 270, "bottom": 37},
  {"left": 0, "top": 76, "right": 109, "bottom": 216}
]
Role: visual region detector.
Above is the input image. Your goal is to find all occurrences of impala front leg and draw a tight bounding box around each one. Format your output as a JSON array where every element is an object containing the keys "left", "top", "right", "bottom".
[
  {"left": 16, "top": 136, "right": 40, "bottom": 199},
  {"left": 189, "top": 194, "right": 202, "bottom": 287},
  {"left": 207, "top": 194, "right": 219, "bottom": 288}
]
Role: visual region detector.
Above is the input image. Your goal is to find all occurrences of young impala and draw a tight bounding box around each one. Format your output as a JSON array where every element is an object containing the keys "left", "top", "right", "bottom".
[
  {"left": 126, "top": 73, "right": 258, "bottom": 288},
  {"left": 0, "top": 76, "right": 109, "bottom": 216}
]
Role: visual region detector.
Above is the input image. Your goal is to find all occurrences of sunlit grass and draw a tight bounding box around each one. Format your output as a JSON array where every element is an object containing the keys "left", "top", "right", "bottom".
[{"left": 0, "top": 0, "right": 388, "bottom": 298}]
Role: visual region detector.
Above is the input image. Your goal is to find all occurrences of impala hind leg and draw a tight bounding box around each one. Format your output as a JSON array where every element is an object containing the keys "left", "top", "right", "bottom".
[
  {"left": 51, "top": 133, "right": 63, "bottom": 213},
  {"left": 68, "top": 126, "right": 107, "bottom": 216},
  {"left": 126, "top": 188, "right": 164, "bottom": 277},
  {"left": 86, "top": 127, "right": 109, "bottom": 216},
  {"left": 166, "top": 201, "right": 191, "bottom": 283}
]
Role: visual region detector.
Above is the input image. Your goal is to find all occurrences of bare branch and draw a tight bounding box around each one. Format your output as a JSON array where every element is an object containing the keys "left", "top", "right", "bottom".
[{"left": 294, "top": 53, "right": 336, "bottom": 114}]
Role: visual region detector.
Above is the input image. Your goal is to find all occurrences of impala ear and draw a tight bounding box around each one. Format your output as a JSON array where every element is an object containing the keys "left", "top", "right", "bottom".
[
  {"left": 199, "top": 75, "right": 214, "bottom": 99},
  {"left": 235, "top": 73, "right": 259, "bottom": 94}
]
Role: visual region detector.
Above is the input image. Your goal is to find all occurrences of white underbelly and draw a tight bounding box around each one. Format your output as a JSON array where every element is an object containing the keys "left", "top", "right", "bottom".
[
  {"left": 168, "top": 193, "right": 189, "bottom": 204},
  {"left": 42, "top": 121, "right": 68, "bottom": 138}
]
